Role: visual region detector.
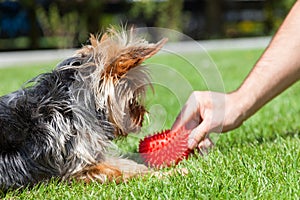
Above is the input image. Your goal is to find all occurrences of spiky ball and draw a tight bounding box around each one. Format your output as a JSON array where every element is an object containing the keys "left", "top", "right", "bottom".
[{"left": 139, "top": 128, "right": 191, "bottom": 168}]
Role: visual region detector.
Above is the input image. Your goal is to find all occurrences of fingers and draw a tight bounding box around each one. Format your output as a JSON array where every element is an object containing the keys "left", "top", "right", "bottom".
[
  {"left": 198, "top": 137, "right": 214, "bottom": 149},
  {"left": 171, "top": 104, "right": 195, "bottom": 131},
  {"left": 171, "top": 108, "right": 186, "bottom": 131},
  {"left": 171, "top": 93, "right": 201, "bottom": 131},
  {"left": 198, "top": 137, "right": 214, "bottom": 155},
  {"left": 187, "top": 120, "right": 209, "bottom": 149}
]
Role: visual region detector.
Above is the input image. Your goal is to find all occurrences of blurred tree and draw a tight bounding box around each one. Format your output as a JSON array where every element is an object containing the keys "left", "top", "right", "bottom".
[
  {"left": 129, "top": 0, "right": 184, "bottom": 31},
  {"left": 156, "top": 0, "right": 183, "bottom": 31},
  {"left": 80, "top": 0, "right": 106, "bottom": 34},
  {"left": 20, "top": 0, "right": 40, "bottom": 49},
  {"left": 55, "top": 0, "right": 110, "bottom": 42},
  {"left": 279, "top": 0, "right": 296, "bottom": 12},
  {"left": 205, "top": 0, "right": 223, "bottom": 38},
  {"left": 37, "top": 3, "right": 84, "bottom": 48},
  {"left": 3, "top": 0, "right": 296, "bottom": 50},
  {"left": 264, "top": 0, "right": 296, "bottom": 35}
]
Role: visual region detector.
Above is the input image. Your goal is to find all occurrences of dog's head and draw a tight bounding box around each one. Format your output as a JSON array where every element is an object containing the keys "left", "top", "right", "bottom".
[{"left": 58, "top": 28, "right": 167, "bottom": 137}]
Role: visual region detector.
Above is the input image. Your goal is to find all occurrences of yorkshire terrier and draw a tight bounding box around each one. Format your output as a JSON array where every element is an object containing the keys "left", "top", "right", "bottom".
[{"left": 0, "top": 28, "right": 167, "bottom": 190}]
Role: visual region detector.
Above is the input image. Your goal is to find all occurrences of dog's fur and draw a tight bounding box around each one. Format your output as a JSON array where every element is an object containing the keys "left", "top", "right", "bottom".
[{"left": 0, "top": 28, "right": 167, "bottom": 190}]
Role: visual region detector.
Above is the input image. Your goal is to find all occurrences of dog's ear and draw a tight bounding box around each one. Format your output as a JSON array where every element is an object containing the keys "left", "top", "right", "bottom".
[{"left": 105, "top": 38, "right": 167, "bottom": 77}]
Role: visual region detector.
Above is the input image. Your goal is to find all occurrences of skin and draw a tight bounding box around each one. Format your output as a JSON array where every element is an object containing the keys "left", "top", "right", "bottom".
[{"left": 172, "top": 1, "right": 300, "bottom": 150}]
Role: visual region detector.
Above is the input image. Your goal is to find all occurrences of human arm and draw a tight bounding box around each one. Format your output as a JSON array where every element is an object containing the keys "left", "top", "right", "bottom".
[{"left": 172, "top": 1, "right": 300, "bottom": 149}]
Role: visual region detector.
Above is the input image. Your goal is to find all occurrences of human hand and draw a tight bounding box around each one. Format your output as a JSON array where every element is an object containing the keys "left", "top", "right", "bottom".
[{"left": 171, "top": 91, "right": 245, "bottom": 150}]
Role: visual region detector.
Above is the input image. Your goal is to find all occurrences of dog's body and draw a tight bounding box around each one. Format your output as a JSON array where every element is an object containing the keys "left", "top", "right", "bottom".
[{"left": 0, "top": 29, "right": 167, "bottom": 190}]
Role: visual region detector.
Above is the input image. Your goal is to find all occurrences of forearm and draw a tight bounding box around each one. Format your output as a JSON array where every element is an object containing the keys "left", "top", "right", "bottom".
[
  {"left": 232, "top": 1, "right": 300, "bottom": 121},
  {"left": 172, "top": 1, "right": 300, "bottom": 148}
]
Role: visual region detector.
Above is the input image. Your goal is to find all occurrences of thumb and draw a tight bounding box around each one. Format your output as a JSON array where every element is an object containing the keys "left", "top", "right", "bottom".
[
  {"left": 187, "top": 120, "right": 210, "bottom": 149},
  {"left": 171, "top": 115, "right": 182, "bottom": 131}
]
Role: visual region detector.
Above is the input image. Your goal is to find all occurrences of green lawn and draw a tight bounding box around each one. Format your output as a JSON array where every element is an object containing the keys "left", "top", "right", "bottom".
[{"left": 1, "top": 48, "right": 300, "bottom": 199}]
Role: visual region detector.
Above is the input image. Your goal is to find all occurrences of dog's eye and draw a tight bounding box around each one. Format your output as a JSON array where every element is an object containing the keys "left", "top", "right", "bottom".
[
  {"left": 56, "top": 57, "right": 82, "bottom": 68},
  {"left": 72, "top": 61, "right": 81, "bottom": 66}
]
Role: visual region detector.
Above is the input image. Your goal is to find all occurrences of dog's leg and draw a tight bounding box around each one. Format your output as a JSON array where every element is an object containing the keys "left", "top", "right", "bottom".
[
  {"left": 73, "top": 163, "right": 125, "bottom": 184},
  {"left": 73, "top": 158, "right": 149, "bottom": 183}
]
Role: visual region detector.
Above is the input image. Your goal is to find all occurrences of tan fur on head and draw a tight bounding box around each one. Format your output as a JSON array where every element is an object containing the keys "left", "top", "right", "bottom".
[{"left": 75, "top": 27, "right": 167, "bottom": 136}]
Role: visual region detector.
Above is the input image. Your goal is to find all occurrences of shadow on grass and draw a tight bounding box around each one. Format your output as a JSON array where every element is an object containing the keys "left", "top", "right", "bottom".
[
  {"left": 252, "top": 130, "right": 300, "bottom": 145},
  {"left": 218, "top": 129, "right": 300, "bottom": 152}
]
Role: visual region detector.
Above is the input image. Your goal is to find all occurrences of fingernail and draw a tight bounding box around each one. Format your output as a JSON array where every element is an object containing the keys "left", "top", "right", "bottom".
[{"left": 188, "top": 139, "right": 196, "bottom": 149}]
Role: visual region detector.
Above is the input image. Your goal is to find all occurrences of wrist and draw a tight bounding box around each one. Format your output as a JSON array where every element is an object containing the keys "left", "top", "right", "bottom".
[{"left": 227, "top": 90, "right": 252, "bottom": 126}]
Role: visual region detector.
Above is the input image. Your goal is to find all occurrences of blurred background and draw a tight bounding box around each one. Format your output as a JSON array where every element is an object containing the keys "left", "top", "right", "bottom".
[{"left": 0, "top": 0, "right": 296, "bottom": 51}]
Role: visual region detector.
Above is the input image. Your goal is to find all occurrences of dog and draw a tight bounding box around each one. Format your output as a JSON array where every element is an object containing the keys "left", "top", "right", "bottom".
[{"left": 0, "top": 28, "right": 167, "bottom": 190}]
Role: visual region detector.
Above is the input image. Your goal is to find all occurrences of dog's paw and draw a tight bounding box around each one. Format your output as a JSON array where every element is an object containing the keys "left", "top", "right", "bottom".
[
  {"left": 73, "top": 158, "right": 149, "bottom": 184},
  {"left": 73, "top": 163, "right": 124, "bottom": 183}
]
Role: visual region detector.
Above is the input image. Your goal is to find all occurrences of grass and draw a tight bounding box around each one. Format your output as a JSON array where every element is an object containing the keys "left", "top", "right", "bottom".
[{"left": 1, "top": 48, "right": 300, "bottom": 199}]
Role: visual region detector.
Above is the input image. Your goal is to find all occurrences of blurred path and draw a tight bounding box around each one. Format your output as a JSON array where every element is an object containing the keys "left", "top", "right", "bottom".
[
  {"left": 0, "top": 49, "right": 76, "bottom": 68},
  {"left": 0, "top": 36, "right": 271, "bottom": 68}
]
